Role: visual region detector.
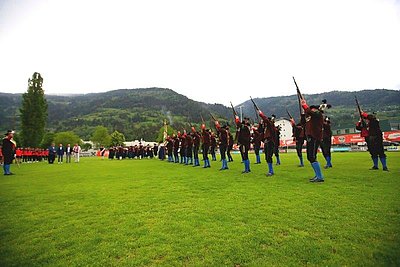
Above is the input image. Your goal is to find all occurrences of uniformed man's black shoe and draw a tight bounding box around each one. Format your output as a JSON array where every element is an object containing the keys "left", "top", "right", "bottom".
[
  {"left": 298, "top": 164, "right": 304, "bottom": 167},
  {"left": 369, "top": 166, "right": 379, "bottom": 170},
  {"left": 309, "top": 177, "right": 317, "bottom": 182},
  {"left": 266, "top": 172, "right": 274, "bottom": 177},
  {"left": 242, "top": 170, "right": 249, "bottom": 174},
  {"left": 383, "top": 167, "right": 389, "bottom": 172},
  {"left": 311, "top": 178, "right": 324, "bottom": 183}
]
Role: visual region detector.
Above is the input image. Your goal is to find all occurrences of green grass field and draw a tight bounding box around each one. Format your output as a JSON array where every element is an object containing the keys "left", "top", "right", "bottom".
[{"left": 1, "top": 152, "right": 399, "bottom": 266}]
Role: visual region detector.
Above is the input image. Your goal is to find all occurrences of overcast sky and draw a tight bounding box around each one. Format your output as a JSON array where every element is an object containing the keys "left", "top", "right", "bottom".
[{"left": 0, "top": 0, "right": 399, "bottom": 105}]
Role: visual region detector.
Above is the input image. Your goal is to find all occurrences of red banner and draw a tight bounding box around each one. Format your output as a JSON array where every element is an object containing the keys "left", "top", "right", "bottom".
[
  {"left": 332, "top": 130, "right": 400, "bottom": 145},
  {"left": 384, "top": 131, "right": 400, "bottom": 142}
]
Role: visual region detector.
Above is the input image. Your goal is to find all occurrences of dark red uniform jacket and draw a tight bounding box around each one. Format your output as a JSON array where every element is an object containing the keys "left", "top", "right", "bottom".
[
  {"left": 201, "top": 129, "right": 211, "bottom": 146},
  {"left": 302, "top": 104, "right": 324, "bottom": 140},
  {"left": 259, "top": 112, "right": 276, "bottom": 143}
]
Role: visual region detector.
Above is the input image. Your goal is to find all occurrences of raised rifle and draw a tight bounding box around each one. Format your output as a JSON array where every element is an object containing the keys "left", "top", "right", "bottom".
[
  {"left": 200, "top": 114, "right": 205, "bottom": 125},
  {"left": 210, "top": 113, "right": 217, "bottom": 122},
  {"left": 286, "top": 108, "right": 293, "bottom": 120},
  {"left": 355, "top": 95, "right": 366, "bottom": 127},
  {"left": 292, "top": 76, "right": 304, "bottom": 100},
  {"left": 250, "top": 96, "right": 260, "bottom": 111},
  {"left": 230, "top": 102, "right": 238, "bottom": 118}
]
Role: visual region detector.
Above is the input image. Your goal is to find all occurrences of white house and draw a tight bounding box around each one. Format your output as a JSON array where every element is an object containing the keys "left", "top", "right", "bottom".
[{"left": 274, "top": 118, "right": 292, "bottom": 144}]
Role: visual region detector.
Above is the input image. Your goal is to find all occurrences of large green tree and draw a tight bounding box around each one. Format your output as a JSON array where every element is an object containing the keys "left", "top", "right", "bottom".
[
  {"left": 110, "top": 131, "right": 125, "bottom": 146},
  {"left": 91, "top": 126, "right": 111, "bottom": 148},
  {"left": 20, "top": 72, "right": 48, "bottom": 147},
  {"left": 54, "top": 131, "right": 81, "bottom": 146},
  {"left": 40, "top": 132, "right": 55, "bottom": 148}
]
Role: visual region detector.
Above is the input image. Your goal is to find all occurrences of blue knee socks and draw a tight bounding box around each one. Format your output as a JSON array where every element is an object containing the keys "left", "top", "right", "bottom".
[
  {"left": 267, "top": 162, "right": 274, "bottom": 174},
  {"left": 372, "top": 157, "right": 378, "bottom": 168},
  {"left": 380, "top": 157, "right": 387, "bottom": 169},
  {"left": 311, "top": 162, "right": 324, "bottom": 180}
]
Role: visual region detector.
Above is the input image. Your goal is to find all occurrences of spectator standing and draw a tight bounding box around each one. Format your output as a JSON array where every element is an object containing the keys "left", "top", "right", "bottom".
[
  {"left": 73, "top": 143, "right": 81, "bottom": 163},
  {"left": 65, "top": 144, "right": 72, "bottom": 163},
  {"left": 57, "top": 144, "right": 64, "bottom": 164}
]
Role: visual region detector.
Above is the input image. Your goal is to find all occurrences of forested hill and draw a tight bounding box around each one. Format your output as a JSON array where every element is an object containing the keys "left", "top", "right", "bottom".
[
  {"left": 238, "top": 89, "right": 400, "bottom": 130},
  {"left": 0, "top": 88, "right": 231, "bottom": 141},
  {"left": 0, "top": 88, "right": 399, "bottom": 141}
]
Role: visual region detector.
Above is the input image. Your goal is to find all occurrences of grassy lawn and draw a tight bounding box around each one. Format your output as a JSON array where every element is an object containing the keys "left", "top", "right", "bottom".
[{"left": 0, "top": 152, "right": 399, "bottom": 266}]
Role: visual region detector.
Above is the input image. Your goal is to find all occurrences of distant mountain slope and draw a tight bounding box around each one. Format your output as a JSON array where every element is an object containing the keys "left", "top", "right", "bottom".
[
  {"left": 0, "top": 88, "right": 399, "bottom": 141},
  {"left": 0, "top": 88, "right": 231, "bottom": 140}
]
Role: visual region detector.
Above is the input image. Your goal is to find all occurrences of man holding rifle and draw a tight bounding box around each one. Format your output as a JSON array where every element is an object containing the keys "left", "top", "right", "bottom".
[
  {"left": 321, "top": 116, "right": 333, "bottom": 169},
  {"left": 354, "top": 96, "right": 388, "bottom": 171},
  {"left": 173, "top": 134, "right": 180, "bottom": 163},
  {"left": 358, "top": 112, "right": 388, "bottom": 171},
  {"left": 211, "top": 114, "right": 229, "bottom": 170},
  {"left": 185, "top": 130, "right": 193, "bottom": 165},
  {"left": 201, "top": 122, "right": 211, "bottom": 168},
  {"left": 299, "top": 98, "right": 327, "bottom": 182},
  {"left": 252, "top": 122, "right": 263, "bottom": 164},
  {"left": 235, "top": 116, "right": 252, "bottom": 174},
  {"left": 294, "top": 77, "right": 328, "bottom": 182},
  {"left": 191, "top": 126, "right": 201, "bottom": 167},
  {"left": 251, "top": 97, "right": 276, "bottom": 176},
  {"left": 288, "top": 109, "right": 306, "bottom": 167}
]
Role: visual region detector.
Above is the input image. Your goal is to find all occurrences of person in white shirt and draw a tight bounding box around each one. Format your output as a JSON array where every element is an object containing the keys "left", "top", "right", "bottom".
[{"left": 73, "top": 143, "right": 81, "bottom": 163}]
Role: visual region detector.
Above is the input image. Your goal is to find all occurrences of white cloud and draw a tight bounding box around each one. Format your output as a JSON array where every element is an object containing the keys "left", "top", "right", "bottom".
[{"left": 0, "top": 0, "right": 399, "bottom": 105}]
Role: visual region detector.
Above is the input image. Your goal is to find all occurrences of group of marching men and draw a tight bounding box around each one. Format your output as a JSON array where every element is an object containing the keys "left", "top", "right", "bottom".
[
  {"left": 102, "top": 144, "right": 157, "bottom": 160},
  {"left": 161, "top": 96, "right": 389, "bottom": 182}
]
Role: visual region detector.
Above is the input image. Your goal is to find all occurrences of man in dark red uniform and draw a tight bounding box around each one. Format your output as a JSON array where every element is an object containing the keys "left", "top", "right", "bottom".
[
  {"left": 271, "top": 115, "right": 281, "bottom": 165},
  {"left": 210, "top": 132, "right": 217, "bottom": 161},
  {"left": 173, "top": 134, "right": 180, "bottom": 163},
  {"left": 2, "top": 130, "right": 16, "bottom": 175},
  {"left": 290, "top": 115, "right": 306, "bottom": 167},
  {"left": 185, "top": 131, "right": 193, "bottom": 165},
  {"left": 201, "top": 125, "right": 211, "bottom": 168},
  {"left": 356, "top": 115, "right": 371, "bottom": 164},
  {"left": 214, "top": 120, "right": 229, "bottom": 170},
  {"left": 361, "top": 112, "right": 388, "bottom": 171},
  {"left": 166, "top": 136, "right": 174, "bottom": 162},
  {"left": 235, "top": 116, "right": 252, "bottom": 173},
  {"left": 251, "top": 123, "right": 263, "bottom": 164},
  {"left": 191, "top": 127, "right": 201, "bottom": 167},
  {"left": 179, "top": 132, "right": 186, "bottom": 164},
  {"left": 227, "top": 128, "right": 234, "bottom": 162},
  {"left": 258, "top": 111, "right": 277, "bottom": 176},
  {"left": 301, "top": 99, "right": 325, "bottom": 182},
  {"left": 320, "top": 117, "right": 333, "bottom": 168}
]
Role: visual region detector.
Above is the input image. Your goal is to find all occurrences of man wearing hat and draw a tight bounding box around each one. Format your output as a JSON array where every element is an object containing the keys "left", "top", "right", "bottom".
[
  {"left": 258, "top": 111, "right": 277, "bottom": 176},
  {"left": 227, "top": 127, "right": 234, "bottom": 162},
  {"left": 235, "top": 116, "right": 252, "bottom": 173},
  {"left": 214, "top": 120, "right": 229, "bottom": 170},
  {"left": 300, "top": 99, "right": 331, "bottom": 182},
  {"left": 2, "top": 130, "right": 16, "bottom": 175},
  {"left": 321, "top": 116, "right": 333, "bottom": 168},
  {"left": 271, "top": 115, "right": 281, "bottom": 165},
  {"left": 289, "top": 115, "right": 306, "bottom": 167},
  {"left": 361, "top": 112, "right": 388, "bottom": 171},
  {"left": 191, "top": 127, "right": 201, "bottom": 167},
  {"left": 201, "top": 125, "right": 211, "bottom": 168}
]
